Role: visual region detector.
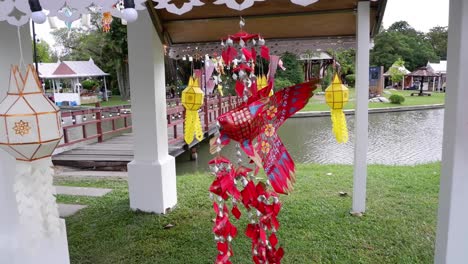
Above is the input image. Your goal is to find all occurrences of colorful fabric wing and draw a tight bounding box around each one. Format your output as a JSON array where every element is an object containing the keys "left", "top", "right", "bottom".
[
  {"left": 255, "top": 132, "right": 296, "bottom": 194},
  {"left": 268, "top": 80, "right": 318, "bottom": 129},
  {"left": 253, "top": 80, "right": 318, "bottom": 194}
]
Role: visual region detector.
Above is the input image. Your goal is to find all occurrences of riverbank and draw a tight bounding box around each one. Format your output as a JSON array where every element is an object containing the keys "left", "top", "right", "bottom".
[
  {"left": 294, "top": 104, "right": 444, "bottom": 118},
  {"left": 58, "top": 163, "right": 439, "bottom": 263},
  {"left": 302, "top": 89, "right": 446, "bottom": 112}
]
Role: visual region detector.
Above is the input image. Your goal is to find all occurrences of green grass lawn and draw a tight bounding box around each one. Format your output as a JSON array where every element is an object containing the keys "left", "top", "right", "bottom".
[
  {"left": 83, "top": 96, "right": 131, "bottom": 107},
  {"left": 56, "top": 163, "right": 440, "bottom": 264},
  {"left": 302, "top": 89, "right": 446, "bottom": 112}
]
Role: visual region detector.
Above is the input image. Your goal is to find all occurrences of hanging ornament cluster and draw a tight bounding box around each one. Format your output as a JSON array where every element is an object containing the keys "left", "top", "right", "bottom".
[
  {"left": 0, "top": 65, "right": 64, "bottom": 238},
  {"left": 102, "top": 12, "right": 113, "bottom": 32},
  {"left": 208, "top": 19, "right": 319, "bottom": 264},
  {"left": 325, "top": 74, "right": 349, "bottom": 143},
  {"left": 182, "top": 76, "right": 205, "bottom": 144}
]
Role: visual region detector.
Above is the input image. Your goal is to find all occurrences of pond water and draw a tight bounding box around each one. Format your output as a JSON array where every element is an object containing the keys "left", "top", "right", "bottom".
[{"left": 175, "top": 109, "right": 444, "bottom": 175}]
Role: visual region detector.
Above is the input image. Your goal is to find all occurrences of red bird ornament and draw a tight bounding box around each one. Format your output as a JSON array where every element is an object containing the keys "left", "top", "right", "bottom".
[{"left": 216, "top": 80, "right": 319, "bottom": 194}]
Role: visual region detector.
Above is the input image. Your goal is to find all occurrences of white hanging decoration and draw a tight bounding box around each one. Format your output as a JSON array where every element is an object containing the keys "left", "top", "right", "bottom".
[
  {"left": 0, "top": 0, "right": 321, "bottom": 26},
  {"left": 153, "top": 0, "right": 204, "bottom": 16},
  {"left": 4, "top": 0, "right": 31, "bottom": 26},
  {"left": 0, "top": 65, "right": 64, "bottom": 238},
  {"left": 290, "top": 0, "right": 320, "bottom": 7},
  {"left": 48, "top": 16, "right": 58, "bottom": 29},
  {"left": 213, "top": 0, "right": 266, "bottom": 11},
  {"left": 81, "top": 13, "right": 91, "bottom": 27}
]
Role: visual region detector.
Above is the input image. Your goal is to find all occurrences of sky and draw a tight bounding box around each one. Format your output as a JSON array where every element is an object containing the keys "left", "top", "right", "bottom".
[
  {"left": 35, "top": 0, "right": 450, "bottom": 52},
  {"left": 382, "top": 0, "right": 449, "bottom": 31}
]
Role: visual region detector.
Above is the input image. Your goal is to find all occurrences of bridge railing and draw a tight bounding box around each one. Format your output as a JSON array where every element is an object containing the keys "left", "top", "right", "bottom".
[
  {"left": 58, "top": 95, "right": 241, "bottom": 149},
  {"left": 59, "top": 104, "right": 132, "bottom": 148}
]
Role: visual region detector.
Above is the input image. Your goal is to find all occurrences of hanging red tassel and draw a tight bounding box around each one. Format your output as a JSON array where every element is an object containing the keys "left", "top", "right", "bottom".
[{"left": 261, "top": 45, "right": 270, "bottom": 60}]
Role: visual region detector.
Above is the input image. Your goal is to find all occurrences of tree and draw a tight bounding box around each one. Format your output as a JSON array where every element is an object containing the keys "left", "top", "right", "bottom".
[
  {"left": 35, "top": 40, "right": 54, "bottom": 63},
  {"left": 276, "top": 52, "right": 304, "bottom": 85},
  {"left": 427, "top": 26, "right": 448, "bottom": 60},
  {"left": 51, "top": 16, "right": 131, "bottom": 100},
  {"left": 334, "top": 48, "right": 355, "bottom": 75},
  {"left": 371, "top": 21, "right": 438, "bottom": 71},
  {"left": 388, "top": 58, "right": 406, "bottom": 84}
]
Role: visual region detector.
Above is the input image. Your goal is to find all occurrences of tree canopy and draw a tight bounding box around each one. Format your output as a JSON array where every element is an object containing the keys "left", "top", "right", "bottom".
[
  {"left": 427, "top": 26, "right": 448, "bottom": 60},
  {"left": 370, "top": 21, "right": 440, "bottom": 71},
  {"left": 51, "top": 15, "right": 130, "bottom": 99},
  {"left": 388, "top": 58, "right": 406, "bottom": 83},
  {"left": 35, "top": 40, "right": 55, "bottom": 63},
  {"left": 276, "top": 52, "right": 304, "bottom": 85}
]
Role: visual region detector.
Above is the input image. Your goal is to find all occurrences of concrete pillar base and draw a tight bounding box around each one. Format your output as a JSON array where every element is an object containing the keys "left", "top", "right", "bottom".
[
  {"left": 0, "top": 220, "right": 70, "bottom": 264},
  {"left": 128, "top": 156, "right": 177, "bottom": 214}
]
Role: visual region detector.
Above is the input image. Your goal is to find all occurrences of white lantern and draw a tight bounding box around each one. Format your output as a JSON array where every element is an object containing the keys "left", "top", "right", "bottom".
[
  {"left": 0, "top": 65, "right": 63, "bottom": 237},
  {"left": 0, "top": 65, "right": 63, "bottom": 160}
]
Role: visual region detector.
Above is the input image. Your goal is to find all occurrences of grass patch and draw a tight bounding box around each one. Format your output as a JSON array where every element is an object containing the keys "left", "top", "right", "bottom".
[
  {"left": 56, "top": 163, "right": 440, "bottom": 264},
  {"left": 302, "top": 89, "right": 445, "bottom": 112},
  {"left": 83, "top": 96, "right": 131, "bottom": 107}
]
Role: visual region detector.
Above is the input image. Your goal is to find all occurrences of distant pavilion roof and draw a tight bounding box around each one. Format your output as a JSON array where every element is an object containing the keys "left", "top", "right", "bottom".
[
  {"left": 409, "top": 66, "right": 439, "bottom": 77},
  {"left": 38, "top": 59, "right": 109, "bottom": 79},
  {"left": 427, "top": 61, "right": 447, "bottom": 74}
]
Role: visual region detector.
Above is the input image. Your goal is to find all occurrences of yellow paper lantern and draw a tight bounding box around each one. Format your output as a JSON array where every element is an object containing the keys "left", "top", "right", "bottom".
[
  {"left": 217, "top": 84, "right": 224, "bottom": 96},
  {"left": 182, "top": 77, "right": 204, "bottom": 144},
  {"left": 325, "top": 74, "right": 349, "bottom": 143},
  {"left": 0, "top": 65, "right": 63, "bottom": 237},
  {"left": 257, "top": 75, "right": 274, "bottom": 97}
]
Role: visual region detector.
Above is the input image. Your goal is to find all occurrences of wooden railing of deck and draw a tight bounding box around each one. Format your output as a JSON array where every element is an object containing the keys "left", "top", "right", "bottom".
[{"left": 58, "top": 95, "right": 241, "bottom": 148}]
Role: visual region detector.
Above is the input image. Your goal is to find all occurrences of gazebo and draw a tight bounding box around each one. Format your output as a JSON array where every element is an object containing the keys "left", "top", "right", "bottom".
[
  {"left": 38, "top": 59, "right": 110, "bottom": 106},
  {"left": 409, "top": 66, "right": 439, "bottom": 96},
  {"left": 299, "top": 51, "right": 335, "bottom": 82},
  {"left": 0, "top": 1, "right": 467, "bottom": 263}
]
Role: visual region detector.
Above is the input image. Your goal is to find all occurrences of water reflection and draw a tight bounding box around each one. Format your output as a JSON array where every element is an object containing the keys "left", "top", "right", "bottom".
[{"left": 176, "top": 109, "right": 444, "bottom": 175}]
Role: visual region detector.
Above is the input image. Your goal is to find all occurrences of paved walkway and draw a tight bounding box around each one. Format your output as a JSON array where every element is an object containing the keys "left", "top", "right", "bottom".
[{"left": 55, "top": 184, "right": 113, "bottom": 218}]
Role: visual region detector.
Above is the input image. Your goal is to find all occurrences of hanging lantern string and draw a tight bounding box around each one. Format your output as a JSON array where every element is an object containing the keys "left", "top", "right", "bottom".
[{"left": 17, "top": 26, "right": 27, "bottom": 72}]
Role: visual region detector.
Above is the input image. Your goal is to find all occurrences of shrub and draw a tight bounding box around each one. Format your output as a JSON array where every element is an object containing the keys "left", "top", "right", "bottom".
[
  {"left": 389, "top": 94, "right": 405, "bottom": 104},
  {"left": 274, "top": 78, "right": 294, "bottom": 91},
  {"left": 345, "top": 74, "right": 356, "bottom": 87},
  {"left": 81, "top": 79, "right": 100, "bottom": 91}
]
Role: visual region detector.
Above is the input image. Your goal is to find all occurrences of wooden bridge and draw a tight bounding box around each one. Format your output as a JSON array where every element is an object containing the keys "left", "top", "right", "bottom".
[{"left": 52, "top": 95, "right": 243, "bottom": 169}]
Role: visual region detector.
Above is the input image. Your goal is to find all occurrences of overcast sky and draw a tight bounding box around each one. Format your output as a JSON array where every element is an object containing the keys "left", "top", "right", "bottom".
[
  {"left": 382, "top": 0, "right": 449, "bottom": 31},
  {"left": 36, "top": 0, "right": 450, "bottom": 51}
]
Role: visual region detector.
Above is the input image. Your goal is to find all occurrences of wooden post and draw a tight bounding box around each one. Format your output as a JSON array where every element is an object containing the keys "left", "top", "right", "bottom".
[
  {"left": 218, "top": 94, "right": 223, "bottom": 116},
  {"left": 204, "top": 97, "right": 209, "bottom": 132},
  {"left": 95, "top": 102, "right": 103, "bottom": 143}
]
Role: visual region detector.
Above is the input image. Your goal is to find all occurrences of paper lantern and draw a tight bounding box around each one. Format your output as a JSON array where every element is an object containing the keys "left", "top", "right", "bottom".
[
  {"left": 325, "top": 74, "right": 349, "bottom": 143},
  {"left": 0, "top": 65, "right": 63, "bottom": 237},
  {"left": 182, "top": 77, "right": 204, "bottom": 144},
  {"left": 257, "top": 74, "right": 273, "bottom": 97}
]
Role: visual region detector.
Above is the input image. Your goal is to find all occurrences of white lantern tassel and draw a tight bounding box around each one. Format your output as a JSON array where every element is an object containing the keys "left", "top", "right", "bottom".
[{"left": 14, "top": 158, "right": 62, "bottom": 240}]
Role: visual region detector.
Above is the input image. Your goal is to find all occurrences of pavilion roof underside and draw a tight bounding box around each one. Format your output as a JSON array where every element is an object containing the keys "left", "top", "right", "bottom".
[{"left": 149, "top": 0, "right": 386, "bottom": 45}]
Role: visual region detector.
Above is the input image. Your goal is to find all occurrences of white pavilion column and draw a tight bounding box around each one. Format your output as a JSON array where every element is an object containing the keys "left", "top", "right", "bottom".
[
  {"left": 127, "top": 10, "right": 177, "bottom": 214},
  {"left": 352, "top": 0, "right": 370, "bottom": 214},
  {"left": 434, "top": 1, "right": 468, "bottom": 263},
  {"left": 438, "top": 76, "right": 442, "bottom": 92},
  {"left": 0, "top": 23, "right": 69, "bottom": 263}
]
